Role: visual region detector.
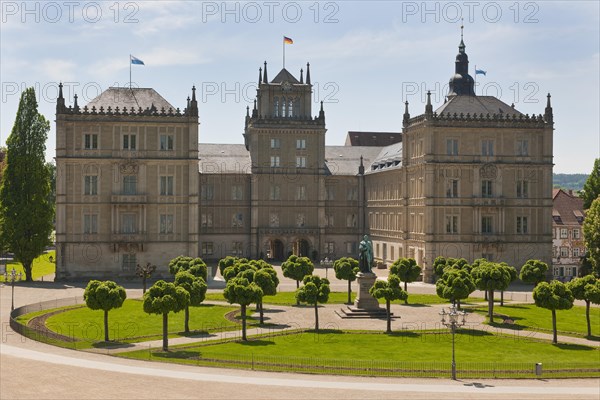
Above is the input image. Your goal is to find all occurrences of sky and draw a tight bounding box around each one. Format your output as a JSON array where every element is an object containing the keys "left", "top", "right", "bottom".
[{"left": 1, "top": 0, "right": 599, "bottom": 174}]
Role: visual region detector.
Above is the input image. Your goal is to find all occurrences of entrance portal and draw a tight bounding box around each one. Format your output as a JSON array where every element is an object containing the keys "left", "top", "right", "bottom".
[
  {"left": 294, "top": 239, "right": 309, "bottom": 258},
  {"left": 269, "top": 239, "right": 284, "bottom": 261}
]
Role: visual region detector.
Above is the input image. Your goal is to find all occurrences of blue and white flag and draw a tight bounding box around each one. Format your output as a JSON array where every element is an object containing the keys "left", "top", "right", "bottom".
[
  {"left": 475, "top": 69, "right": 486, "bottom": 76},
  {"left": 130, "top": 55, "right": 145, "bottom": 65}
]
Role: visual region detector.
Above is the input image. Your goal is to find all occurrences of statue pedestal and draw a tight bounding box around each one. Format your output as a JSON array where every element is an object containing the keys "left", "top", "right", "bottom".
[{"left": 353, "top": 272, "right": 380, "bottom": 310}]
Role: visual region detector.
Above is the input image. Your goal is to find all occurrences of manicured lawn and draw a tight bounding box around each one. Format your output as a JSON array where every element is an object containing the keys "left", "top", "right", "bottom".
[
  {"left": 44, "top": 299, "right": 241, "bottom": 342},
  {"left": 0, "top": 251, "right": 55, "bottom": 281},
  {"left": 471, "top": 303, "right": 600, "bottom": 338},
  {"left": 205, "top": 291, "right": 482, "bottom": 306}
]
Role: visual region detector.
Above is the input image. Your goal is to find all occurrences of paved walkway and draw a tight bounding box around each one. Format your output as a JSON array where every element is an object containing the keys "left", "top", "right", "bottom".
[{"left": 1, "top": 272, "right": 599, "bottom": 399}]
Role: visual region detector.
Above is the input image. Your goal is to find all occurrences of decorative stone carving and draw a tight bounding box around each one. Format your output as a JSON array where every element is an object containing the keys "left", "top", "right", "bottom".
[
  {"left": 480, "top": 163, "right": 497, "bottom": 179},
  {"left": 120, "top": 160, "right": 138, "bottom": 175}
]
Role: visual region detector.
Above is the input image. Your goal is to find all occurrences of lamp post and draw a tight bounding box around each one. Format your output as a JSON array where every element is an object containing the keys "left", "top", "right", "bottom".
[
  {"left": 322, "top": 257, "right": 333, "bottom": 279},
  {"left": 440, "top": 306, "right": 467, "bottom": 380},
  {"left": 4, "top": 268, "right": 23, "bottom": 311}
]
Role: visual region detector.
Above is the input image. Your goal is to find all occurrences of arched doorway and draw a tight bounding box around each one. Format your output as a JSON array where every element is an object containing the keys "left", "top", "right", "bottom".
[
  {"left": 269, "top": 239, "right": 284, "bottom": 261},
  {"left": 293, "top": 239, "right": 310, "bottom": 257}
]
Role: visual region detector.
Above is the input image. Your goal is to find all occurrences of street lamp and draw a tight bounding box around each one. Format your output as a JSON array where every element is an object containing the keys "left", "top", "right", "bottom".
[
  {"left": 321, "top": 257, "right": 333, "bottom": 279},
  {"left": 440, "top": 306, "right": 467, "bottom": 380},
  {"left": 4, "top": 268, "right": 23, "bottom": 311}
]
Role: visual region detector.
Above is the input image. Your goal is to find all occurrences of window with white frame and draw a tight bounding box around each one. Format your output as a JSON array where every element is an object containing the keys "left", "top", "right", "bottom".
[
  {"left": 481, "top": 180, "right": 493, "bottom": 198},
  {"left": 121, "top": 214, "right": 137, "bottom": 234},
  {"left": 123, "top": 175, "right": 137, "bottom": 195},
  {"left": 573, "top": 229, "right": 580, "bottom": 239},
  {"left": 446, "top": 139, "right": 458, "bottom": 155},
  {"left": 481, "top": 216, "right": 493, "bottom": 234},
  {"left": 517, "top": 216, "right": 529, "bottom": 234},
  {"left": 573, "top": 247, "right": 580, "bottom": 258},
  {"left": 445, "top": 215, "right": 458, "bottom": 234},
  {"left": 560, "top": 247, "right": 568, "bottom": 257},
  {"left": 516, "top": 180, "right": 529, "bottom": 198},
  {"left": 481, "top": 139, "right": 494, "bottom": 156},
  {"left": 231, "top": 185, "right": 243, "bottom": 200},
  {"left": 270, "top": 156, "right": 280, "bottom": 167},
  {"left": 270, "top": 185, "right": 281, "bottom": 200},
  {"left": 296, "top": 185, "right": 306, "bottom": 200},
  {"left": 296, "top": 139, "right": 306, "bottom": 149},
  {"left": 160, "top": 214, "right": 174, "bottom": 234},
  {"left": 160, "top": 135, "right": 173, "bottom": 151},
  {"left": 324, "top": 242, "right": 335, "bottom": 255},
  {"left": 84, "top": 175, "right": 98, "bottom": 195},
  {"left": 123, "top": 134, "right": 136, "bottom": 150},
  {"left": 270, "top": 138, "right": 280, "bottom": 149},
  {"left": 122, "top": 254, "right": 136, "bottom": 272},
  {"left": 160, "top": 176, "right": 173, "bottom": 196},
  {"left": 84, "top": 134, "right": 98, "bottom": 149},
  {"left": 296, "top": 156, "right": 307, "bottom": 168},
  {"left": 446, "top": 179, "right": 459, "bottom": 198},
  {"left": 201, "top": 212, "right": 213, "bottom": 227},
  {"left": 273, "top": 98, "right": 279, "bottom": 117},
  {"left": 202, "top": 242, "right": 214, "bottom": 256},
  {"left": 560, "top": 228, "right": 568, "bottom": 239},
  {"left": 83, "top": 214, "right": 98, "bottom": 234}
]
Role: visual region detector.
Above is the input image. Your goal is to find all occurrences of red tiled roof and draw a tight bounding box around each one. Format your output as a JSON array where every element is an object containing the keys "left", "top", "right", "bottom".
[{"left": 552, "top": 189, "right": 585, "bottom": 226}]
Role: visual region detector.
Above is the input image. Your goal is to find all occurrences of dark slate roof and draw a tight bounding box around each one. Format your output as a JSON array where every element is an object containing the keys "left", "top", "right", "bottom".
[
  {"left": 552, "top": 189, "right": 585, "bottom": 226},
  {"left": 271, "top": 68, "right": 300, "bottom": 84},
  {"left": 345, "top": 131, "right": 402, "bottom": 147},
  {"left": 86, "top": 88, "right": 176, "bottom": 111},
  {"left": 199, "top": 144, "right": 251, "bottom": 174},
  {"left": 436, "top": 95, "right": 523, "bottom": 117},
  {"left": 367, "top": 142, "right": 403, "bottom": 173},
  {"left": 325, "top": 146, "right": 382, "bottom": 175}
]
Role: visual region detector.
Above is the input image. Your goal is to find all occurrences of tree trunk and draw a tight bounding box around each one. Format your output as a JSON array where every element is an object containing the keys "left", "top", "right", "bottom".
[
  {"left": 347, "top": 280, "right": 352, "bottom": 304},
  {"left": 296, "top": 280, "right": 300, "bottom": 305},
  {"left": 142, "top": 276, "right": 147, "bottom": 294},
  {"left": 404, "top": 281, "right": 408, "bottom": 304},
  {"left": 488, "top": 289, "right": 494, "bottom": 324},
  {"left": 500, "top": 290, "right": 504, "bottom": 306},
  {"left": 552, "top": 308, "right": 557, "bottom": 344},
  {"left": 386, "top": 300, "right": 391, "bottom": 333},
  {"left": 484, "top": 290, "right": 488, "bottom": 301},
  {"left": 184, "top": 305, "right": 190, "bottom": 333},
  {"left": 259, "top": 301, "right": 264, "bottom": 324},
  {"left": 457, "top": 299, "right": 461, "bottom": 310},
  {"left": 24, "top": 260, "right": 33, "bottom": 282},
  {"left": 314, "top": 302, "right": 319, "bottom": 332},
  {"left": 104, "top": 310, "right": 109, "bottom": 342},
  {"left": 162, "top": 313, "right": 169, "bottom": 351},
  {"left": 241, "top": 304, "right": 247, "bottom": 341},
  {"left": 586, "top": 300, "right": 591, "bottom": 337},
  {"left": 452, "top": 297, "right": 456, "bottom": 307}
]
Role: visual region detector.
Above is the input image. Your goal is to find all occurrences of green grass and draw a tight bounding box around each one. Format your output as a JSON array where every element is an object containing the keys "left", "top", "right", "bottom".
[
  {"left": 470, "top": 303, "right": 600, "bottom": 338},
  {"left": 205, "top": 291, "right": 482, "bottom": 306},
  {"left": 118, "top": 330, "right": 599, "bottom": 378},
  {"left": 43, "top": 299, "right": 242, "bottom": 343},
  {"left": 0, "top": 251, "right": 55, "bottom": 281}
]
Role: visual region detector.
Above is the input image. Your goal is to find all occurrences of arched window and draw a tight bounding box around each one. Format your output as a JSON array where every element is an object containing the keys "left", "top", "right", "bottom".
[
  {"left": 281, "top": 97, "right": 287, "bottom": 117},
  {"left": 274, "top": 97, "right": 279, "bottom": 117},
  {"left": 288, "top": 99, "right": 293, "bottom": 117}
]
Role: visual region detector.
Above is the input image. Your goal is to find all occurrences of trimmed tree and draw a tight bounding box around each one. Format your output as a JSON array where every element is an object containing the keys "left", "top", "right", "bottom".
[
  {"left": 143, "top": 280, "right": 190, "bottom": 351},
  {"left": 581, "top": 158, "right": 600, "bottom": 209},
  {"left": 253, "top": 267, "right": 279, "bottom": 324},
  {"left": 168, "top": 256, "right": 208, "bottom": 281},
  {"left": 533, "top": 280, "right": 574, "bottom": 344},
  {"left": 471, "top": 261, "right": 513, "bottom": 324},
  {"left": 174, "top": 271, "right": 207, "bottom": 333},
  {"left": 370, "top": 275, "right": 408, "bottom": 333},
  {"left": 223, "top": 277, "right": 263, "bottom": 340},
  {"left": 136, "top": 262, "right": 156, "bottom": 294},
  {"left": 499, "top": 262, "right": 518, "bottom": 306},
  {"left": 218, "top": 256, "right": 246, "bottom": 276},
  {"left": 567, "top": 275, "right": 600, "bottom": 337},
  {"left": 333, "top": 257, "right": 359, "bottom": 304},
  {"left": 389, "top": 257, "right": 422, "bottom": 303},
  {"left": 583, "top": 197, "right": 600, "bottom": 276},
  {"left": 436, "top": 268, "right": 475, "bottom": 309},
  {"left": 83, "top": 280, "right": 127, "bottom": 342},
  {"left": 519, "top": 259, "right": 549, "bottom": 286},
  {"left": 433, "top": 256, "right": 449, "bottom": 278},
  {"left": 0, "top": 88, "right": 53, "bottom": 282},
  {"left": 282, "top": 255, "right": 314, "bottom": 304},
  {"left": 296, "top": 275, "right": 330, "bottom": 332},
  {"left": 222, "top": 261, "right": 257, "bottom": 282}
]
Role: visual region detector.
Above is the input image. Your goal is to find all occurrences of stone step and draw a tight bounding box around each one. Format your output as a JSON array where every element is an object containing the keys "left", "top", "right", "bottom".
[{"left": 335, "top": 305, "right": 393, "bottom": 319}]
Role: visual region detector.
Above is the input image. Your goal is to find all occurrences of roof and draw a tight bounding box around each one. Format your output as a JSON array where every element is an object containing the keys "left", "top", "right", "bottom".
[
  {"left": 436, "top": 95, "right": 523, "bottom": 117},
  {"left": 199, "top": 144, "right": 251, "bottom": 174},
  {"left": 552, "top": 188, "right": 585, "bottom": 226},
  {"left": 325, "top": 146, "right": 383, "bottom": 175},
  {"left": 345, "top": 131, "right": 402, "bottom": 147},
  {"left": 86, "top": 87, "right": 176, "bottom": 111},
  {"left": 367, "top": 142, "right": 403, "bottom": 173},
  {"left": 271, "top": 68, "right": 300, "bottom": 84}
]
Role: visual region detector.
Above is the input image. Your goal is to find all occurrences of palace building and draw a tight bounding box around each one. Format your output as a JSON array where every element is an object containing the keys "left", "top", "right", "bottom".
[{"left": 55, "top": 37, "right": 554, "bottom": 282}]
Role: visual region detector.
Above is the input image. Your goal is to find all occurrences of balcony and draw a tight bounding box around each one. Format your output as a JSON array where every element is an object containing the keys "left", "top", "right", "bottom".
[
  {"left": 111, "top": 194, "right": 147, "bottom": 203},
  {"left": 111, "top": 232, "right": 147, "bottom": 242}
]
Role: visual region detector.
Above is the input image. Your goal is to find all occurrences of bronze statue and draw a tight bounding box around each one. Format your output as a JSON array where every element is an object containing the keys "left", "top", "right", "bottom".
[{"left": 358, "top": 234, "right": 374, "bottom": 273}]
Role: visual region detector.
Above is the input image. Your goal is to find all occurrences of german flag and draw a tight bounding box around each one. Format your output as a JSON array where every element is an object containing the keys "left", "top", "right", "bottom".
[{"left": 283, "top": 36, "right": 293, "bottom": 44}]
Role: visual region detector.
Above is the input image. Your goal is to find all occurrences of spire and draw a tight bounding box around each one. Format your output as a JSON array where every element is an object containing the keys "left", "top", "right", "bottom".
[
  {"left": 318, "top": 100, "right": 325, "bottom": 119},
  {"left": 448, "top": 23, "right": 475, "bottom": 97},
  {"left": 300, "top": 68, "right": 304, "bottom": 84},
  {"left": 56, "top": 82, "right": 65, "bottom": 113},
  {"left": 306, "top": 62, "right": 311, "bottom": 85},
  {"left": 258, "top": 67, "right": 262, "bottom": 85},
  {"left": 358, "top": 155, "right": 365, "bottom": 175},
  {"left": 403, "top": 101, "right": 410, "bottom": 127},
  {"left": 191, "top": 85, "right": 196, "bottom": 102},
  {"left": 544, "top": 93, "right": 553, "bottom": 124},
  {"left": 189, "top": 85, "right": 198, "bottom": 117},
  {"left": 246, "top": 105, "right": 250, "bottom": 117},
  {"left": 73, "top": 93, "right": 79, "bottom": 112},
  {"left": 263, "top": 61, "right": 268, "bottom": 83},
  {"left": 425, "top": 90, "right": 433, "bottom": 115},
  {"left": 252, "top": 99, "right": 257, "bottom": 117}
]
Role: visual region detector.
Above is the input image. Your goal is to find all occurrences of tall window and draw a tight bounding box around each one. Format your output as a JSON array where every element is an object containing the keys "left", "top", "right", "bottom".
[
  {"left": 123, "top": 176, "right": 137, "bottom": 195},
  {"left": 296, "top": 139, "right": 306, "bottom": 149},
  {"left": 481, "top": 180, "right": 493, "bottom": 198},
  {"left": 573, "top": 247, "right": 580, "bottom": 257},
  {"left": 288, "top": 99, "right": 293, "bottom": 117},
  {"left": 121, "top": 214, "right": 137, "bottom": 234},
  {"left": 201, "top": 212, "right": 213, "bottom": 227},
  {"left": 202, "top": 242, "right": 214, "bottom": 256},
  {"left": 445, "top": 215, "right": 458, "bottom": 233},
  {"left": 446, "top": 139, "right": 458, "bottom": 155},
  {"left": 270, "top": 156, "right": 280, "bottom": 167},
  {"left": 573, "top": 229, "right": 580, "bottom": 239},
  {"left": 83, "top": 214, "right": 98, "bottom": 234},
  {"left": 346, "top": 214, "right": 357, "bottom": 228},
  {"left": 123, "top": 134, "right": 136, "bottom": 150},
  {"left": 296, "top": 185, "right": 306, "bottom": 200},
  {"left": 84, "top": 175, "right": 98, "bottom": 195},
  {"left": 270, "top": 185, "right": 281, "bottom": 200},
  {"left": 347, "top": 187, "right": 358, "bottom": 201},
  {"left": 326, "top": 186, "right": 335, "bottom": 200},
  {"left": 160, "top": 135, "right": 173, "bottom": 151},
  {"left": 296, "top": 156, "right": 307, "bottom": 168},
  {"left": 481, "top": 216, "right": 493, "bottom": 234},
  {"left": 324, "top": 242, "right": 335, "bottom": 255},
  {"left": 232, "top": 213, "right": 243, "bottom": 227},
  {"left": 446, "top": 179, "right": 459, "bottom": 198},
  {"left": 560, "top": 228, "right": 568, "bottom": 239},
  {"left": 516, "top": 180, "right": 529, "bottom": 198},
  {"left": 231, "top": 185, "right": 243, "bottom": 200},
  {"left": 160, "top": 214, "right": 174, "bottom": 234},
  {"left": 84, "top": 134, "right": 98, "bottom": 149},
  {"left": 325, "top": 214, "right": 334, "bottom": 227},
  {"left": 517, "top": 216, "right": 528, "bottom": 234},
  {"left": 517, "top": 139, "right": 529, "bottom": 156},
  {"left": 296, "top": 213, "right": 305, "bottom": 227},
  {"left": 269, "top": 213, "right": 279, "bottom": 227},
  {"left": 270, "top": 138, "right": 280, "bottom": 149},
  {"left": 560, "top": 247, "right": 568, "bottom": 257},
  {"left": 232, "top": 242, "right": 244, "bottom": 256},
  {"left": 201, "top": 185, "right": 214, "bottom": 200},
  {"left": 160, "top": 176, "right": 174, "bottom": 196},
  {"left": 481, "top": 139, "right": 494, "bottom": 156},
  {"left": 273, "top": 98, "right": 279, "bottom": 117},
  {"left": 122, "top": 254, "right": 136, "bottom": 272}
]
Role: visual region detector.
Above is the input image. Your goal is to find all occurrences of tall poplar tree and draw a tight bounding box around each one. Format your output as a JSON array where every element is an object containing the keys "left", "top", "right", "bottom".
[{"left": 0, "top": 88, "right": 53, "bottom": 281}]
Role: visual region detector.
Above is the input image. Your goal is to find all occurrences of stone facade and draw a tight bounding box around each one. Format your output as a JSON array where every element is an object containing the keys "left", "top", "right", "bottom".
[
  {"left": 55, "top": 37, "right": 554, "bottom": 281},
  {"left": 551, "top": 189, "right": 586, "bottom": 281}
]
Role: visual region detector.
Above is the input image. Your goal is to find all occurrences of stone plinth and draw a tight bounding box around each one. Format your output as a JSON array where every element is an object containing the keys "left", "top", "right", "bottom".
[{"left": 353, "top": 272, "right": 380, "bottom": 310}]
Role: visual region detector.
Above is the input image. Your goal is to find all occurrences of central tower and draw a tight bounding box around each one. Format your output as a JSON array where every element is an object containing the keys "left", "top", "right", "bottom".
[{"left": 244, "top": 62, "right": 327, "bottom": 260}]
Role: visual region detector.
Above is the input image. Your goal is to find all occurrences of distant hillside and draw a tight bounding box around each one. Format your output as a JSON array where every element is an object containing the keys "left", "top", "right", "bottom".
[{"left": 553, "top": 173, "right": 588, "bottom": 191}]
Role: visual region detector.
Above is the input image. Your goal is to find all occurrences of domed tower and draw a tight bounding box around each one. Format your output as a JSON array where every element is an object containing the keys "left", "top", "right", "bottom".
[{"left": 448, "top": 28, "right": 475, "bottom": 97}]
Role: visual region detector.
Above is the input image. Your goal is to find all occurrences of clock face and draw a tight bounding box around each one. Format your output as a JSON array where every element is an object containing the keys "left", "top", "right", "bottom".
[{"left": 282, "top": 81, "right": 292, "bottom": 91}]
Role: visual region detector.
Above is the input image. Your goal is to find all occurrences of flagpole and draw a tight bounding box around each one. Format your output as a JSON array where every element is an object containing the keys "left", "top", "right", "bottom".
[
  {"left": 474, "top": 64, "right": 477, "bottom": 95},
  {"left": 129, "top": 55, "right": 132, "bottom": 88},
  {"left": 282, "top": 37, "right": 285, "bottom": 69}
]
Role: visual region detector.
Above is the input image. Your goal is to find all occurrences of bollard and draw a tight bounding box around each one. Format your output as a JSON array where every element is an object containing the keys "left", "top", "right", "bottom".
[{"left": 535, "top": 362, "right": 542, "bottom": 377}]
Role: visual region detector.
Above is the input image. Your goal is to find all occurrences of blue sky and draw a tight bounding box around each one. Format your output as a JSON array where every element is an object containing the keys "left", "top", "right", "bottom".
[{"left": 1, "top": 1, "right": 598, "bottom": 173}]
